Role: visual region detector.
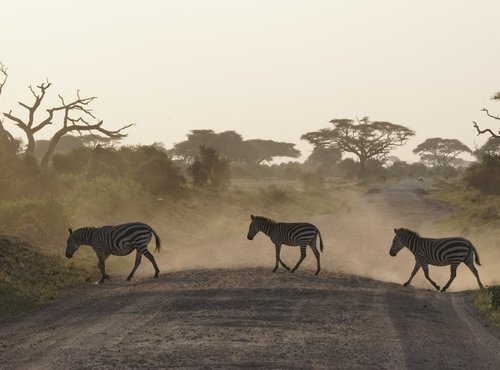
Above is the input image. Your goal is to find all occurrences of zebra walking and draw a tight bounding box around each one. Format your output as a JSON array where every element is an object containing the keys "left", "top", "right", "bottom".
[
  {"left": 66, "top": 222, "right": 162, "bottom": 283},
  {"left": 247, "top": 215, "right": 324, "bottom": 275},
  {"left": 389, "top": 228, "right": 483, "bottom": 292}
]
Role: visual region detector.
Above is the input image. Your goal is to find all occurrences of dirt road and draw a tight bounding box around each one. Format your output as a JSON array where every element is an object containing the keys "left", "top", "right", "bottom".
[{"left": 0, "top": 179, "right": 499, "bottom": 369}]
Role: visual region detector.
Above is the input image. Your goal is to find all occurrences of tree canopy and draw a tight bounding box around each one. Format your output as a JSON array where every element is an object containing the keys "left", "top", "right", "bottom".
[
  {"left": 413, "top": 138, "right": 471, "bottom": 167},
  {"left": 170, "top": 130, "right": 300, "bottom": 165},
  {"left": 302, "top": 117, "right": 414, "bottom": 176}
]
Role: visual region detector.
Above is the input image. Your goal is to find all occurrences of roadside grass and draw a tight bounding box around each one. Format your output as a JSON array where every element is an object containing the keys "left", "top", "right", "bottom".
[
  {"left": 0, "top": 236, "right": 92, "bottom": 319},
  {"left": 428, "top": 178, "right": 500, "bottom": 233},
  {"left": 473, "top": 288, "right": 500, "bottom": 327},
  {"left": 428, "top": 178, "right": 500, "bottom": 327}
]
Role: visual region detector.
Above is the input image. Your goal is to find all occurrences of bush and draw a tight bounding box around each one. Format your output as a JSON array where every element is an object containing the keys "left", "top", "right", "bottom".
[
  {"left": 488, "top": 286, "right": 500, "bottom": 310},
  {"left": 465, "top": 154, "right": 500, "bottom": 194},
  {"left": 0, "top": 197, "right": 68, "bottom": 240},
  {"left": 302, "top": 168, "right": 325, "bottom": 191}
]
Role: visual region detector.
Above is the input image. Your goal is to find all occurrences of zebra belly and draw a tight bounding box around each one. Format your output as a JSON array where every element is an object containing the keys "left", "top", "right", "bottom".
[{"left": 427, "top": 249, "right": 470, "bottom": 266}]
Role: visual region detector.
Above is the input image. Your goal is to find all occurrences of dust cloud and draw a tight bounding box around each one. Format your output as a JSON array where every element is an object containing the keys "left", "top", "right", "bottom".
[{"left": 124, "top": 179, "right": 498, "bottom": 292}]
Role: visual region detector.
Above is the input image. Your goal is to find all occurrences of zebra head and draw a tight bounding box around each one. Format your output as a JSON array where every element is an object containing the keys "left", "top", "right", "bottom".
[
  {"left": 66, "top": 228, "right": 79, "bottom": 258},
  {"left": 390, "top": 228, "right": 405, "bottom": 256},
  {"left": 247, "top": 215, "right": 259, "bottom": 240}
]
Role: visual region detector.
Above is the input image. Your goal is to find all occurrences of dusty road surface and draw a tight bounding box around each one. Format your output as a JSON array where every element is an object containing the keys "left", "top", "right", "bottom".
[{"left": 1, "top": 179, "right": 499, "bottom": 369}]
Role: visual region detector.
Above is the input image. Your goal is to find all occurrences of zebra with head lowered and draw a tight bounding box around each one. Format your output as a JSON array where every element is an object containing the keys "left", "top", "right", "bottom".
[
  {"left": 389, "top": 228, "right": 483, "bottom": 292},
  {"left": 66, "top": 222, "right": 161, "bottom": 283},
  {"left": 247, "top": 215, "right": 324, "bottom": 275}
]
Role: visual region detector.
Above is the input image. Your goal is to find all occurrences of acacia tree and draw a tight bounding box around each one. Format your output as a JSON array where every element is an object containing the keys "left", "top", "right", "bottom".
[
  {"left": 302, "top": 117, "right": 415, "bottom": 177},
  {"left": 473, "top": 91, "right": 500, "bottom": 139},
  {"left": 413, "top": 138, "right": 471, "bottom": 167},
  {"left": 1, "top": 68, "right": 132, "bottom": 167},
  {"left": 170, "top": 129, "right": 300, "bottom": 165}
]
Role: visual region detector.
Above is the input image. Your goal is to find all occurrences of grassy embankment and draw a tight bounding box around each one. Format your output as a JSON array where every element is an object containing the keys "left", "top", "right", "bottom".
[
  {"left": 429, "top": 178, "right": 500, "bottom": 327},
  {"left": 0, "top": 177, "right": 362, "bottom": 318}
]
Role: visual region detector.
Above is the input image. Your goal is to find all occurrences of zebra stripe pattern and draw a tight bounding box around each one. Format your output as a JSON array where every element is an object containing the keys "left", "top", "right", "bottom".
[
  {"left": 66, "top": 222, "right": 162, "bottom": 283},
  {"left": 389, "top": 228, "right": 483, "bottom": 292},
  {"left": 247, "top": 215, "right": 324, "bottom": 275}
]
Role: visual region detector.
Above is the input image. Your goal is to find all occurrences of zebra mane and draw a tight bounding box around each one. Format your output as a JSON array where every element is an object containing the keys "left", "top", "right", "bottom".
[
  {"left": 253, "top": 216, "right": 276, "bottom": 224},
  {"left": 398, "top": 228, "right": 421, "bottom": 238}
]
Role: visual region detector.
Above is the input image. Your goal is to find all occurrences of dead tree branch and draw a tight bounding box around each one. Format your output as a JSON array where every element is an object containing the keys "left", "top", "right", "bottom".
[
  {"left": 0, "top": 62, "right": 7, "bottom": 97},
  {"left": 2, "top": 81, "right": 54, "bottom": 153},
  {"left": 39, "top": 90, "right": 133, "bottom": 167},
  {"left": 473, "top": 121, "right": 500, "bottom": 139}
]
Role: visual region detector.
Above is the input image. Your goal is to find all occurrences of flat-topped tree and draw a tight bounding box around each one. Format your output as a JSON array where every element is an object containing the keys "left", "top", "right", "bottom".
[
  {"left": 413, "top": 138, "right": 471, "bottom": 168},
  {"left": 473, "top": 91, "right": 500, "bottom": 139},
  {"left": 302, "top": 117, "right": 415, "bottom": 177},
  {"left": 2, "top": 79, "right": 132, "bottom": 166}
]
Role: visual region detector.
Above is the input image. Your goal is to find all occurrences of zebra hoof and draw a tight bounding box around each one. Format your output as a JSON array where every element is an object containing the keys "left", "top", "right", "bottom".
[
  {"left": 291, "top": 270, "right": 296, "bottom": 274},
  {"left": 403, "top": 282, "right": 409, "bottom": 287},
  {"left": 126, "top": 277, "right": 132, "bottom": 282},
  {"left": 435, "top": 286, "right": 440, "bottom": 291},
  {"left": 440, "top": 287, "right": 447, "bottom": 292}
]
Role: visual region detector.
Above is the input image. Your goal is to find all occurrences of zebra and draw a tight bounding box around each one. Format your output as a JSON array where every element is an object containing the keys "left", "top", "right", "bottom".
[
  {"left": 66, "top": 222, "right": 162, "bottom": 283},
  {"left": 389, "top": 228, "right": 483, "bottom": 292},
  {"left": 247, "top": 215, "right": 324, "bottom": 275}
]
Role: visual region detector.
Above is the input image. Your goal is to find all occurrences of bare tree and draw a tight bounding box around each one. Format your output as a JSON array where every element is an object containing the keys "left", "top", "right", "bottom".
[
  {"left": 473, "top": 91, "right": 500, "bottom": 139},
  {"left": 0, "top": 62, "right": 17, "bottom": 148},
  {"left": 2, "top": 79, "right": 132, "bottom": 166},
  {"left": 0, "top": 62, "right": 7, "bottom": 97},
  {"left": 3, "top": 81, "right": 63, "bottom": 154},
  {"left": 39, "top": 91, "right": 133, "bottom": 167}
]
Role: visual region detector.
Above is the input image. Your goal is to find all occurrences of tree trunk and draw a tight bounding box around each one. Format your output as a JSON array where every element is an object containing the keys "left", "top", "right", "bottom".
[
  {"left": 40, "top": 130, "right": 67, "bottom": 167},
  {"left": 358, "top": 158, "right": 367, "bottom": 178}
]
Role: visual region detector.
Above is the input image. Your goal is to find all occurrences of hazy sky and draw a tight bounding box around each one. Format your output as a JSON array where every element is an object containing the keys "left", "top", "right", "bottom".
[{"left": 1, "top": 0, "right": 499, "bottom": 161}]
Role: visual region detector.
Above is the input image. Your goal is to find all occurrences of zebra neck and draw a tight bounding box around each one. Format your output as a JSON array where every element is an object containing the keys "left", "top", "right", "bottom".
[
  {"left": 406, "top": 237, "right": 419, "bottom": 254},
  {"left": 259, "top": 220, "right": 274, "bottom": 236},
  {"left": 73, "top": 227, "right": 95, "bottom": 244}
]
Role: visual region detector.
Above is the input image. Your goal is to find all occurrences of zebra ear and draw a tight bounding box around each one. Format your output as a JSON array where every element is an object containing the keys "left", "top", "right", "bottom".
[
  {"left": 250, "top": 214, "right": 254, "bottom": 220},
  {"left": 394, "top": 228, "right": 397, "bottom": 233},
  {"left": 68, "top": 228, "right": 73, "bottom": 235}
]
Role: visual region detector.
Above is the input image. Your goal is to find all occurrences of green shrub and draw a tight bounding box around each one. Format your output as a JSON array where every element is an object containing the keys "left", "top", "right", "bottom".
[
  {"left": 488, "top": 286, "right": 500, "bottom": 310},
  {"left": 465, "top": 154, "right": 500, "bottom": 195},
  {"left": 0, "top": 197, "right": 68, "bottom": 240}
]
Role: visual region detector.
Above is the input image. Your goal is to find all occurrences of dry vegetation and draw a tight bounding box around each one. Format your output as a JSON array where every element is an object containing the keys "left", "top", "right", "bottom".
[{"left": 0, "top": 177, "right": 359, "bottom": 317}]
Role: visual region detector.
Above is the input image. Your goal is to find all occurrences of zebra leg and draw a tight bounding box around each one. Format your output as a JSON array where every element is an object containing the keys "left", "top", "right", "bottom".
[
  {"left": 273, "top": 244, "right": 282, "bottom": 272},
  {"left": 126, "top": 250, "right": 142, "bottom": 281},
  {"left": 279, "top": 258, "right": 290, "bottom": 271},
  {"left": 403, "top": 261, "right": 421, "bottom": 287},
  {"left": 441, "top": 263, "right": 458, "bottom": 292},
  {"left": 97, "top": 256, "right": 111, "bottom": 284},
  {"left": 310, "top": 245, "right": 321, "bottom": 275},
  {"left": 291, "top": 245, "right": 307, "bottom": 273},
  {"left": 421, "top": 263, "right": 440, "bottom": 291},
  {"left": 142, "top": 249, "right": 160, "bottom": 278},
  {"left": 465, "top": 259, "right": 484, "bottom": 289}
]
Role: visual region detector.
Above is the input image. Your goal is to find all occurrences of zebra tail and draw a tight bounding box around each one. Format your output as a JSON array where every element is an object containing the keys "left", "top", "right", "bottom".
[
  {"left": 471, "top": 244, "right": 481, "bottom": 266},
  {"left": 151, "top": 227, "right": 162, "bottom": 253},
  {"left": 318, "top": 231, "right": 324, "bottom": 252}
]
